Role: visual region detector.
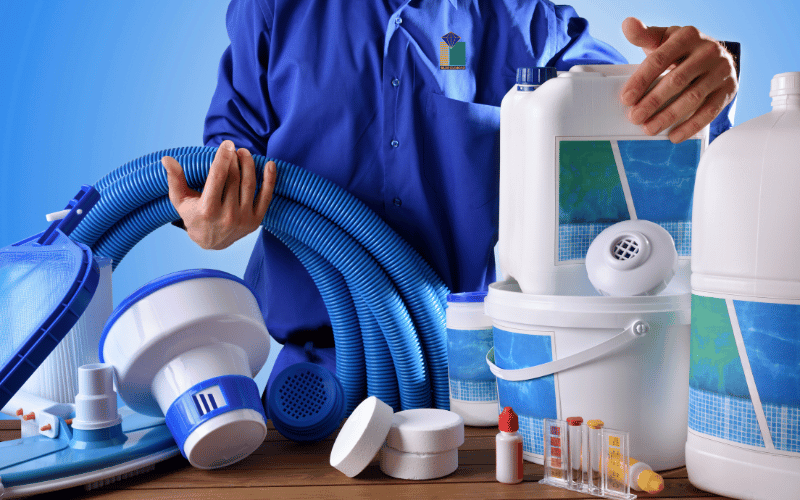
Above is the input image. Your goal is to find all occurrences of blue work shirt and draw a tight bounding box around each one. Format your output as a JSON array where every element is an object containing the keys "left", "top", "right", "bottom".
[{"left": 202, "top": 0, "right": 725, "bottom": 347}]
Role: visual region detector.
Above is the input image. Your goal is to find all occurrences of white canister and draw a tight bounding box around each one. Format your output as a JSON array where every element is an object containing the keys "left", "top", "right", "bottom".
[
  {"left": 446, "top": 291, "right": 498, "bottom": 426},
  {"left": 688, "top": 72, "right": 800, "bottom": 500}
]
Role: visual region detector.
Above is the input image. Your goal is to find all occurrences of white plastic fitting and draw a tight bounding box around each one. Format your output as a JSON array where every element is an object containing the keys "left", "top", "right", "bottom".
[
  {"left": 585, "top": 220, "right": 678, "bottom": 296},
  {"left": 71, "top": 363, "right": 121, "bottom": 431}
]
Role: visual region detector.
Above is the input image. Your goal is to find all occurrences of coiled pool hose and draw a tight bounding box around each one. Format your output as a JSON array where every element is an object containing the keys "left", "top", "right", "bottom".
[{"left": 72, "top": 147, "right": 449, "bottom": 414}]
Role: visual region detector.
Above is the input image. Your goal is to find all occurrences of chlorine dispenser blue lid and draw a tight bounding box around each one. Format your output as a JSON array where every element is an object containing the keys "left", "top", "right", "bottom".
[
  {"left": 516, "top": 66, "right": 557, "bottom": 90},
  {"left": 267, "top": 342, "right": 346, "bottom": 443},
  {"left": 0, "top": 185, "right": 100, "bottom": 410}
]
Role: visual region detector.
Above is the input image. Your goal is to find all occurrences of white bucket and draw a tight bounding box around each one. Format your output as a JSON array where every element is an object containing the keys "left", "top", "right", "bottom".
[{"left": 485, "top": 279, "right": 690, "bottom": 471}]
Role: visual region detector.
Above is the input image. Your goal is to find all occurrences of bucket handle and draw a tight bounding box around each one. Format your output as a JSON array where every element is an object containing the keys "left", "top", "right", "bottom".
[{"left": 485, "top": 320, "right": 650, "bottom": 382}]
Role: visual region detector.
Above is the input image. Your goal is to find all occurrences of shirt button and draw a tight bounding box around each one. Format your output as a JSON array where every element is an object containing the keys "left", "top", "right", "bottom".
[
  {"left": 395, "top": 17, "right": 402, "bottom": 25},
  {"left": 393, "top": 197, "right": 402, "bottom": 207},
  {"left": 390, "top": 139, "right": 399, "bottom": 148},
  {"left": 392, "top": 78, "right": 400, "bottom": 87}
]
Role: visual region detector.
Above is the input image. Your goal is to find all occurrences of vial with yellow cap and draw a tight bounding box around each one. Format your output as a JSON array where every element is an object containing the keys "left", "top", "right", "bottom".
[{"left": 586, "top": 419, "right": 604, "bottom": 494}]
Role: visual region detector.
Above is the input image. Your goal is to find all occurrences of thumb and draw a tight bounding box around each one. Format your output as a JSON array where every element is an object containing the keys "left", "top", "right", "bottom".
[
  {"left": 622, "top": 17, "right": 667, "bottom": 53},
  {"left": 161, "top": 156, "right": 198, "bottom": 211}
]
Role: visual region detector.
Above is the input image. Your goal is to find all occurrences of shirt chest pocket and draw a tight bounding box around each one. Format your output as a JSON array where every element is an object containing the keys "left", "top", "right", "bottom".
[{"left": 422, "top": 92, "right": 501, "bottom": 211}]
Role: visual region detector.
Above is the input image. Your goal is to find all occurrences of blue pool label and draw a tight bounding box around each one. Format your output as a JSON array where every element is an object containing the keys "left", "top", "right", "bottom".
[{"left": 690, "top": 293, "right": 800, "bottom": 454}]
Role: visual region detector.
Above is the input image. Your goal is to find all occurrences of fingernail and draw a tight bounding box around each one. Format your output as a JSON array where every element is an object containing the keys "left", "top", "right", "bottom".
[
  {"left": 622, "top": 90, "right": 637, "bottom": 105},
  {"left": 222, "top": 140, "right": 235, "bottom": 151},
  {"left": 630, "top": 108, "right": 647, "bottom": 125},
  {"left": 239, "top": 148, "right": 251, "bottom": 157},
  {"left": 268, "top": 161, "right": 276, "bottom": 174}
]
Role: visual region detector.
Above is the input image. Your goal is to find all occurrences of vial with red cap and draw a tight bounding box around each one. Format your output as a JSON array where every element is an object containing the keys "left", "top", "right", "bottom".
[{"left": 496, "top": 406, "right": 523, "bottom": 484}]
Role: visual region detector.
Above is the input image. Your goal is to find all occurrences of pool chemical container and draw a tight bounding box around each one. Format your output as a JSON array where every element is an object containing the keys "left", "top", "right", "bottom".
[
  {"left": 489, "top": 64, "right": 707, "bottom": 470},
  {"left": 688, "top": 72, "right": 800, "bottom": 499},
  {"left": 498, "top": 64, "right": 706, "bottom": 296}
]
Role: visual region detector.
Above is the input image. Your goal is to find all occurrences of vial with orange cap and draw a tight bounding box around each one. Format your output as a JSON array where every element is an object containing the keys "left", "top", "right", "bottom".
[
  {"left": 496, "top": 406, "right": 523, "bottom": 484},
  {"left": 566, "top": 416, "right": 584, "bottom": 489}
]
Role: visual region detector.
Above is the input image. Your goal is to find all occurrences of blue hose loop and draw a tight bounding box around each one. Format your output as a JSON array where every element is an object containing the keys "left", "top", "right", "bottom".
[
  {"left": 87, "top": 153, "right": 450, "bottom": 409},
  {"left": 353, "top": 293, "right": 401, "bottom": 412},
  {"left": 92, "top": 196, "right": 178, "bottom": 269},
  {"left": 76, "top": 148, "right": 451, "bottom": 410},
  {"left": 264, "top": 196, "right": 431, "bottom": 410},
  {"left": 271, "top": 229, "right": 366, "bottom": 414},
  {"left": 93, "top": 146, "right": 213, "bottom": 191},
  {"left": 270, "top": 162, "right": 449, "bottom": 409},
  {"left": 85, "top": 148, "right": 449, "bottom": 408}
]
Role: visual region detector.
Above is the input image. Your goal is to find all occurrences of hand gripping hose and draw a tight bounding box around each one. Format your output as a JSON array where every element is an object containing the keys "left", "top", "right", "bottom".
[{"left": 71, "top": 147, "right": 449, "bottom": 413}]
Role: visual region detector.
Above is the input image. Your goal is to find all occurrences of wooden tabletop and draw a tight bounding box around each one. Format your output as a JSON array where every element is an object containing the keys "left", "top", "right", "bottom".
[{"left": 1, "top": 419, "right": 733, "bottom": 500}]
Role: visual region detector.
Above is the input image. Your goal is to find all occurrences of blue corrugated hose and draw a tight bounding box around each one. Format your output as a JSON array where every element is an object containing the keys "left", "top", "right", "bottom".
[{"left": 72, "top": 147, "right": 449, "bottom": 413}]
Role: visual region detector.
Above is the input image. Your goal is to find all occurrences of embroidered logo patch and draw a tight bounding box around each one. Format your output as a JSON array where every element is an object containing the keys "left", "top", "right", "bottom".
[{"left": 440, "top": 32, "right": 465, "bottom": 70}]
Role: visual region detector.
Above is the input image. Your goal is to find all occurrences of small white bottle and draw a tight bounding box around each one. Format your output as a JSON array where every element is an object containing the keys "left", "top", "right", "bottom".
[{"left": 496, "top": 406, "right": 523, "bottom": 484}]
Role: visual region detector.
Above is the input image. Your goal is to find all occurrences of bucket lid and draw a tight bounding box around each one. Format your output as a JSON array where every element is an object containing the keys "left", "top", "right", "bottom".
[
  {"left": 485, "top": 279, "right": 690, "bottom": 330},
  {"left": 0, "top": 186, "right": 100, "bottom": 410}
]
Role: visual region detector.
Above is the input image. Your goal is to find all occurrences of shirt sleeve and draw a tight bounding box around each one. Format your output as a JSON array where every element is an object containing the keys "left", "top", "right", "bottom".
[
  {"left": 545, "top": 4, "right": 628, "bottom": 69},
  {"left": 203, "top": 0, "right": 276, "bottom": 156}
]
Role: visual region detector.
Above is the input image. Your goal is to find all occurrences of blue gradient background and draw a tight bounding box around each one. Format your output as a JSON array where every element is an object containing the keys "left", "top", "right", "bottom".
[{"left": 1, "top": 1, "right": 798, "bottom": 390}]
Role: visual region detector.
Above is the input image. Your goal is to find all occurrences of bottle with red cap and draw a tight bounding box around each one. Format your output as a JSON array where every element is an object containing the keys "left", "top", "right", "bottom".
[{"left": 496, "top": 406, "right": 523, "bottom": 484}]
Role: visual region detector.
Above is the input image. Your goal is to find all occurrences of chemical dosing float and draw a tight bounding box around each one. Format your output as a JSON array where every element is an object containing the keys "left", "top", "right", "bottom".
[{"left": 100, "top": 269, "right": 271, "bottom": 469}]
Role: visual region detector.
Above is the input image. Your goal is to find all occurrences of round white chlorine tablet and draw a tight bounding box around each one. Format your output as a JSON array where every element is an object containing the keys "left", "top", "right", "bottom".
[
  {"left": 385, "top": 408, "right": 464, "bottom": 454},
  {"left": 330, "top": 396, "right": 394, "bottom": 477},
  {"left": 380, "top": 445, "right": 459, "bottom": 480}
]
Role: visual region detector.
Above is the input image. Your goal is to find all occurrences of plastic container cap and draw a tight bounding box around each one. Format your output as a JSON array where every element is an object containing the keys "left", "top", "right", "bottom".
[
  {"left": 498, "top": 407, "right": 519, "bottom": 432},
  {"left": 770, "top": 72, "right": 800, "bottom": 97},
  {"left": 516, "top": 67, "right": 557, "bottom": 87},
  {"left": 586, "top": 419, "right": 605, "bottom": 429},
  {"left": 566, "top": 416, "right": 584, "bottom": 426},
  {"left": 638, "top": 469, "right": 665, "bottom": 493}
]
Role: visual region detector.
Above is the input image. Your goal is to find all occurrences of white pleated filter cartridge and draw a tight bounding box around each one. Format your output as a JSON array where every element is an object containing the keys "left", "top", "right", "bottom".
[{"left": 21, "top": 256, "right": 112, "bottom": 403}]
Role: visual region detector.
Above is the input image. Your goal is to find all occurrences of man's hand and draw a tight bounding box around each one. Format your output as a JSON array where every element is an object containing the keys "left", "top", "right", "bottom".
[
  {"left": 620, "top": 17, "right": 738, "bottom": 143},
  {"left": 162, "top": 140, "right": 277, "bottom": 250}
]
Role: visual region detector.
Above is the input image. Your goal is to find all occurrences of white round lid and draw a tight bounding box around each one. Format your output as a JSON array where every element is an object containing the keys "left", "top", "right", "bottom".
[
  {"left": 385, "top": 408, "right": 465, "bottom": 454},
  {"left": 770, "top": 72, "right": 800, "bottom": 97},
  {"left": 182, "top": 408, "right": 267, "bottom": 469},
  {"left": 330, "top": 396, "right": 394, "bottom": 477}
]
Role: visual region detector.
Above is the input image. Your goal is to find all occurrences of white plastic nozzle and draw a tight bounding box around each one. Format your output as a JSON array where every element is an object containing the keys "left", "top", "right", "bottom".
[{"left": 71, "top": 363, "right": 121, "bottom": 430}]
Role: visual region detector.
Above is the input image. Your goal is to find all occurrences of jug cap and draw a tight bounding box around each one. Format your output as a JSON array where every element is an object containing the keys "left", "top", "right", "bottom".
[
  {"left": 770, "top": 72, "right": 800, "bottom": 97},
  {"left": 516, "top": 67, "right": 557, "bottom": 88}
]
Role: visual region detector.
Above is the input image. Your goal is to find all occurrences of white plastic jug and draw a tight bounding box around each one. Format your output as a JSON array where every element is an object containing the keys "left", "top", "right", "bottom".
[
  {"left": 498, "top": 64, "right": 707, "bottom": 295},
  {"left": 688, "top": 72, "right": 800, "bottom": 500}
]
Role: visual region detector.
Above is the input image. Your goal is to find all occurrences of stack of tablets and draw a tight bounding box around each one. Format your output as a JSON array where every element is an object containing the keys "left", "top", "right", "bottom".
[{"left": 330, "top": 397, "right": 464, "bottom": 480}]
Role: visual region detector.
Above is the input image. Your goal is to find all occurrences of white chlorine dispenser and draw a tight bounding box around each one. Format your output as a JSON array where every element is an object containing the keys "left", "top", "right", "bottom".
[
  {"left": 688, "top": 72, "right": 800, "bottom": 499},
  {"left": 100, "top": 269, "right": 271, "bottom": 470}
]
